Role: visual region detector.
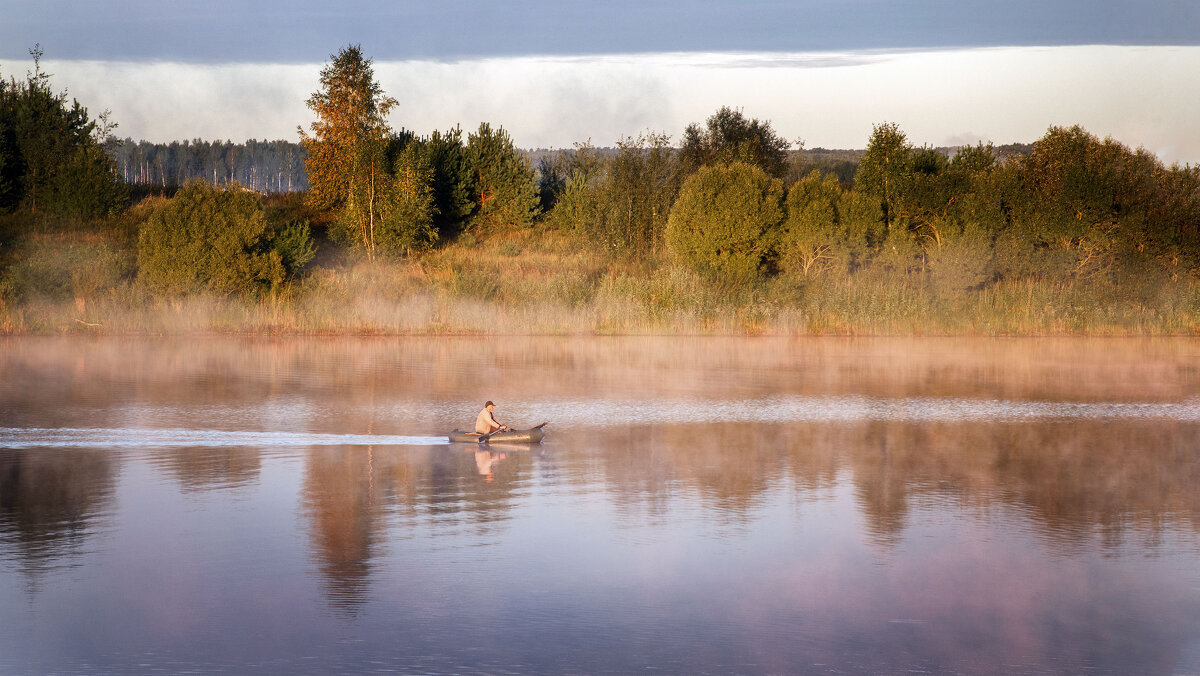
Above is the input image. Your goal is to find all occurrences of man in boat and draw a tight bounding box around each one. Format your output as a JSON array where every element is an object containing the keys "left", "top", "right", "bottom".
[{"left": 475, "top": 401, "right": 508, "bottom": 435}]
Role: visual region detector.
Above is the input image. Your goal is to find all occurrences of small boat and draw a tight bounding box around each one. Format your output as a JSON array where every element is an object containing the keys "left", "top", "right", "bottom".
[{"left": 449, "top": 423, "right": 546, "bottom": 444}]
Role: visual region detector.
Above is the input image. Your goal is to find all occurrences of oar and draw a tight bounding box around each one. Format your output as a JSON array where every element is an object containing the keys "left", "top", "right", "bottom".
[{"left": 478, "top": 426, "right": 506, "bottom": 444}]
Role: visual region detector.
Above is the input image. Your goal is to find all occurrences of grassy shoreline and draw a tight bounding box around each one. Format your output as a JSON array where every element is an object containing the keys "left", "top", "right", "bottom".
[{"left": 3, "top": 220, "right": 1197, "bottom": 337}]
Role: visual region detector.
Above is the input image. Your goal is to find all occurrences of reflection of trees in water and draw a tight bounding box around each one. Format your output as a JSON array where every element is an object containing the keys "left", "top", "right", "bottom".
[
  {"left": 852, "top": 422, "right": 910, "bottom": 545},
  {"left": 590, "top": 425, "right": 844, "bottom": 530},
  {"left": 992, "top": 422, "right": 1200, "bottom": 549},
  {"left": 596, "top": 427, "right": 677, "bottom": 526},
  {"left": 302, "top": 446, "right": 376, "bottom": 614},
  {"left": 148, "top": 447, "right": 262, "bottom": 492},
  {"left": 580, "top": 421, "right": 1200, "bottom": 548},
  {"left": 300, "top": 445, "right": 530, "bottom": 612},
  {"left": 0, "top": 449, "right": 115, "bottom": 583},
  {"left": 840, "top": 421, "right": 1200, "bottom": 550}
]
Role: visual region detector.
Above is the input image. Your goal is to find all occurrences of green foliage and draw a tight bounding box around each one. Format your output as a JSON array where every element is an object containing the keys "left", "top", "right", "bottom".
[
  {"left": 548, "top": 135, "right": 680, "bottom": 258},
  {"left": 926, "top": 214, "right": 994, "bottom": 297},
  {"left": 792, "top": 148, "right": 862, "bottom": 186},
  {"left": 1153, "top": 164, "right": 1200, "bottom": 277},
  {"left": 537, "top": 154, "right": 568, "bottom": 213},
  {"left": 424, "top": 126, "right": 474, "bottom": 239},
  {"left": 1014, "top": 125, "right": 1118, "bottom": 260},
  {"left": 950, "top": 142, "right": 998, "bottom": 175},
  {"left": 542, "top": 143, "right": 604, "bottom": 231},
  {"left": 780, "top": 171, "right": 846, "bottom": 278},
  {"left": 377, "top": 140, "right": 437, "bottom": 256},
  {"left": 604, "top": 133, "right": 679, "bottom": 255},
  {"left": 465, "top": 123, "right": 540, "bottom": 231},
  {"left": 137, "top": 181, "right": 284, "bottom": 296},
  {"left": 0, "top": 46, "right": 127, "bottom": 218},
  {"left": 681, "top": 106, "right": 791, "bottom": 178},
  {"left": 666, "top": 162, "right": 784, "bottom": 281},
  {"left": 547, "top": 173, "right": 598, "bottom": 236},
  {"left": 854, "top": 122, "right": 912, "bottom": 229},
  {"left": 300, "top": 45, "right": 414, "bottom": 260},
  {"left": 1004, "top": 125, "right": 1197, "bottom": 281},
  {"left": 320, "top": 130, "right": 440, "bottom": 258},
  {"left": 269, "top": 220, "right": 316, "bottom": 278}
]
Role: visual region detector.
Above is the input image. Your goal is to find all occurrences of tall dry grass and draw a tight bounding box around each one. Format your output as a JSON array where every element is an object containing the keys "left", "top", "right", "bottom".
[{"left": 2, "top": 218, "right": 1198, "bottom": 335}]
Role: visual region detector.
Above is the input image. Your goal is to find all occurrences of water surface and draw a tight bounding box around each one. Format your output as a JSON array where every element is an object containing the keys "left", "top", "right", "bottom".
[{"left": 1, "top": 337, "right": 1198, "bottom": 674}]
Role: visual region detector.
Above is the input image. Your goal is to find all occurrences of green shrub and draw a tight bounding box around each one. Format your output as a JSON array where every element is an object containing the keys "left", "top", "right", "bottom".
[
  {"left": 665, "top": 162, "right": 784, "bottom": 281},
  {"left": 780, "top": 171, "right": 846, "bottom": 278},
  {"left": 137, "top": 181, "right": 283, "bottom": 296},
  {"left": 270, "top": 220, "right": 316, "bottom": 277}
]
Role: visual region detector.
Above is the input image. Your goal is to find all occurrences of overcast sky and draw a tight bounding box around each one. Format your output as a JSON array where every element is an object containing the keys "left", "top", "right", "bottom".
[{"left": 3, "top": 1, "right": 1198, "bottom": 163}]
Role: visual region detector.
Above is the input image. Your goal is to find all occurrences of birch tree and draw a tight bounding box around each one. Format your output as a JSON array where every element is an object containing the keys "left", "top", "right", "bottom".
[{"left": 299, "top": 45, "right": 397, "bottom": 257}]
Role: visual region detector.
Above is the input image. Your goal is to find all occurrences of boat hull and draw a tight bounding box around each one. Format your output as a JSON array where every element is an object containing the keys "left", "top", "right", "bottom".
[{"left": 449, "top": 427, "right": 545, "bottom": 444}]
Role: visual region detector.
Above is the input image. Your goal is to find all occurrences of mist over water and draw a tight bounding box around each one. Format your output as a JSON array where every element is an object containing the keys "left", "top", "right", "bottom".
[
  {"left": 3, "top": 395, "right": 1198, "bottom": 450},
  {"left": 1, "top": 337, "right": 1198, "bottom": 675}
]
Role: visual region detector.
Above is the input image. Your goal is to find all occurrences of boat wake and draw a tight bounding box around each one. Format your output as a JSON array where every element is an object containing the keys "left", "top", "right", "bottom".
[
  {"left": 2, "top": 395, "right": 1196, "bottom": 449},
  {"left": 0, "top": 427, "right": 450, "bottom": 450}
]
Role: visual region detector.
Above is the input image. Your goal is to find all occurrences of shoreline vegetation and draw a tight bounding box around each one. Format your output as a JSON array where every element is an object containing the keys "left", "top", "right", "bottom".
[
  {"left": 2, "top": 46, "right": 1198, "bottom": 337},
  {"left": 4, "top": 215, "right": 1196, "bottom": 336}
]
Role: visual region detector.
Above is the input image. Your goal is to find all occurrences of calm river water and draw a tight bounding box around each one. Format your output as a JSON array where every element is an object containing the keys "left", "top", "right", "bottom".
[{"left": 1, "top": 337, "right": 1199, "bottom": 675}]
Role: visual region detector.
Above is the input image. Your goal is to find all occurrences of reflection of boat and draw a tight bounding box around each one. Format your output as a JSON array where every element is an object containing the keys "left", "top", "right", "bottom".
[{"left": 449, "top": 425, "right": 546, "bottom": 444}]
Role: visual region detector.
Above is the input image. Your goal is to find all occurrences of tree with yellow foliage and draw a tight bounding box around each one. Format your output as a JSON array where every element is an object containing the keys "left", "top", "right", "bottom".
[{"left": 299, "top": 45, "right": 398, "bottom": 258}]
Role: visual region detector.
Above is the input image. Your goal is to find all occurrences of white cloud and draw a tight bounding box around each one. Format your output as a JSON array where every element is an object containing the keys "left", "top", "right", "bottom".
[{"left": 7, "top": 45, "right": 1198, "bottom": 164}]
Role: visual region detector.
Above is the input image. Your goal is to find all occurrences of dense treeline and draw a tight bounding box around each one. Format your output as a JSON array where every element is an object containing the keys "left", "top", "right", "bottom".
[
  {"left": 0, "top": 46, "right": 126, "bottom": 218},
  {"left": 111, "top": 138, "right": 309, "bottom": 193},
  {"left": 538, "top": 115, "right": 1200, "bottom": 295},
  {"left": 2, "top": 44, "right": 1198, "bottom": 335},
  {"left": 297, "top": 46, "right": 539, "bottom": 258}
]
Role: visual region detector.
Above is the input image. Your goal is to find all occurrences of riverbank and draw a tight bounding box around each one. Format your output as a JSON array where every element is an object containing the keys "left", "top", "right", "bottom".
[{"left": 2, "top": 215, "right": 1197, "bottom": 336}]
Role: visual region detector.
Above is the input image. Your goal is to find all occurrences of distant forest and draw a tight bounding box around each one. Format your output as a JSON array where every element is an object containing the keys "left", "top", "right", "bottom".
[
  {"left": 109, "top": 139, "right": 1034, "bottom": 195},
  {"left": 110, "top": 138, "right": 310, "bottom": 193},
  {"left": 108, "top": 140, "right": 869, "bottom": 194}
]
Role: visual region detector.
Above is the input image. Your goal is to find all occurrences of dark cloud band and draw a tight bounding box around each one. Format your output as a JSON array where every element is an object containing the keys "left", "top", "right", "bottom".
[{"left": 2, "top": 0, "right": 1197, "bottom": 63}]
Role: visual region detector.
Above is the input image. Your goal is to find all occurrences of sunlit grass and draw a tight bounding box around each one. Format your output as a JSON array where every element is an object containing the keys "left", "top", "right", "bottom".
[{"left": 2, "top": 216, "right": 1198, "bottom": 336}]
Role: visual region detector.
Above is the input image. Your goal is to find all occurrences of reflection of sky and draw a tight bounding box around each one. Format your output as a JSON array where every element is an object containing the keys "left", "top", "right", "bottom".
[
  {"left": 5, "top": 439, "right": 1198, "bottom": 674},
  {"left": 3, "top": 339, "right": 1200, "bottom": 673}
]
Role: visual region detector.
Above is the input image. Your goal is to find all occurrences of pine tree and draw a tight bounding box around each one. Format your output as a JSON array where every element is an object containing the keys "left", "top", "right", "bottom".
[
  {"left": 465, "top": 122, "right": 540, "bottom": 231},
  {"left": 0, "top": 45, "right": 126, "bottom": 217}
]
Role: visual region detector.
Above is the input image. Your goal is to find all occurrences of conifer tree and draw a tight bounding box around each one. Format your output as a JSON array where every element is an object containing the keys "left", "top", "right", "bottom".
[
  {"left": 0, "top": 45, "right": 126, "bottom": 217},
  {"left": 465, "top": 123, "right": 540, "bottom": 231},
  {"left": 377, "top": 140, "right": 437, "bottom": 256}
]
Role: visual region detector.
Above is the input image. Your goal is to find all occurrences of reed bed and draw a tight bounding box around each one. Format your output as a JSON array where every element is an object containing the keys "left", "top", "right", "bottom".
[{"left": 2, "top": 221, "right": 1198, "bottom": 336}]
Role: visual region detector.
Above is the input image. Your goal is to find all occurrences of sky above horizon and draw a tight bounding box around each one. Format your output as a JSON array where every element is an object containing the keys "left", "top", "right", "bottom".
[{"left": 3, "top": 1, "right": 1198, "bottom": 163}]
